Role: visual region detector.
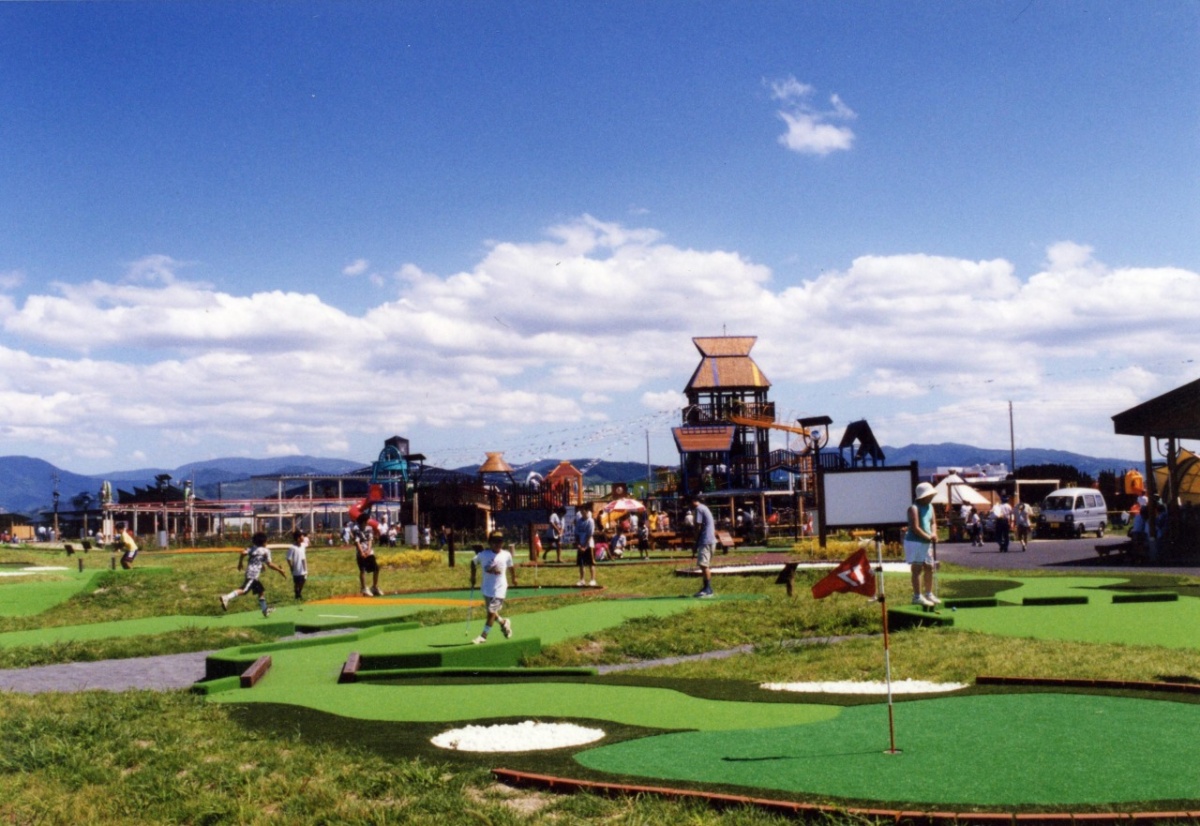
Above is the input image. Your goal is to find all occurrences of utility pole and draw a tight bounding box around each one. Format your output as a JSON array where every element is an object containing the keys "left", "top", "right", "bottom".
[
  {"left": 51, "top": 472, "right": 60, "bottom": 541},
  {"left": 1008, "top": 401, "right": 1016, "bottom": 476}
]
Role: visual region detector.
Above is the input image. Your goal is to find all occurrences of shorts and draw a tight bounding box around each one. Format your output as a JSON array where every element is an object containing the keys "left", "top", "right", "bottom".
[
  {"left": 241, "top": 578, "right": 265, "bottom": 596},
  {"left": 357, "top": 554, "right": 379, "bottom": 574},
  {"left": 484, "top": 596, "right": 505, "bottom": 615},
  {"left": 903, "top": 539, "right": 933, "bottom": 566},
  {"left": 576, "top": 547, "right": 594, "bottom": 566},
  {"left": 695, "top": 543, "right": 715, "bottom": 568}
]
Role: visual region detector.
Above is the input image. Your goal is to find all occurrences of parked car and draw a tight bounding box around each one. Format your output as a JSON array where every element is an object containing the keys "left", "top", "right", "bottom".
[{"left": 1037, "top": 488, "right": 1108, "bottom": 538}]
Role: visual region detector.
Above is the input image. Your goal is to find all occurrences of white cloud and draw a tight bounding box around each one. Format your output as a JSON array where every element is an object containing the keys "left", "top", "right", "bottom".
[
  {"left": 1, "top": 217, "right": 1197, "bottom": 471},
  {"left": 342, "top": 258, "right": 370, "bottom": 277},
  {"left": 769, "top": 75, "right": 856, "bottom": 156},
  {"left": 0, "top": 270, "right": 25, "bottom": 290}
]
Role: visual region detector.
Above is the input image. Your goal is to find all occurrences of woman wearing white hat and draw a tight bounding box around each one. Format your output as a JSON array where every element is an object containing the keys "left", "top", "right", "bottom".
[{"left": 904, "top": 482, "right": 940, "bottom": 607}]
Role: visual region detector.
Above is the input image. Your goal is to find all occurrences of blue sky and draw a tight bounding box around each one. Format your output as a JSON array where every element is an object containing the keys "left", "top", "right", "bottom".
[{"left": 1, "top": 1, "right": 1197, "bottom": 475}]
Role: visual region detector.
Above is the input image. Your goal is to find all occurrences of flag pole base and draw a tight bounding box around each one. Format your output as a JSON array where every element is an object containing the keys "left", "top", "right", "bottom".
[{"left": 883, "top": 748, "right": 903, "bottom": 756}]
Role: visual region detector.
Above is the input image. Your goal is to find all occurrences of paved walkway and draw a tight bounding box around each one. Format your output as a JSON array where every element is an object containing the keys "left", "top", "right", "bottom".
[
  {"left": 0, "top": 650, "right": 211, "bottom": 693},
  {"left": 937, "top": 535, "right": 1200, "bottom": 577}
]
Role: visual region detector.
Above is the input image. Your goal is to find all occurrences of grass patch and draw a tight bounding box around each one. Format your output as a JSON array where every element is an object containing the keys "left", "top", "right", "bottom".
[{"left": 0, "top": 625, "right": 275, "bottom": 669}]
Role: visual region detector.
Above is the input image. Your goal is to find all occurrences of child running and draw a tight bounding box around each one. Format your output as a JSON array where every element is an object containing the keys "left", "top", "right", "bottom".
[
  {"left": 219, "top": 532, "right": 287, "bottom": 617},
  {"left": 285, "top": 528, "right": 309, "bottom": 599},
  {"left": 470, "top": 530, "right": 518, "bottom": 644}
]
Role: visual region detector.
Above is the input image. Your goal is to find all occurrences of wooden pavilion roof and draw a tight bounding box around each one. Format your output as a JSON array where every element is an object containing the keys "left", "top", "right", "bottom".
[
  {"left": 672, "top": 425, "right": 736, "bottom": 453},
  {"left": 1112, "top": 376, "right": 1200, "bottom": 440}
]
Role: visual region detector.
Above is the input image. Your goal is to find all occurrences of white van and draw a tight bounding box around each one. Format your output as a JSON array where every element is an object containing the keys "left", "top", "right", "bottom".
[{"left": 1037, "top": 487, "right": 1108, "bottom": 538}]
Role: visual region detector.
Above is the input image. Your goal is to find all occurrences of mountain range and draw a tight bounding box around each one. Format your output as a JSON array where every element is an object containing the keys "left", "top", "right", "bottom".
[{"left": 0, "top": 444, "right": 1140, "bottom": 517}]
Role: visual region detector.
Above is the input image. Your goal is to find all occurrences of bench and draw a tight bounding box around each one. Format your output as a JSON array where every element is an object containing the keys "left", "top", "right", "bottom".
[
  {"left": 716, "top": 530, "right": 743, "bottom": 554},
  {"left": 81, "top": 540, "right": 93, "bottom": 552},
  {"left": 64, "top": 543, "right": 76, "bottom": 556}
]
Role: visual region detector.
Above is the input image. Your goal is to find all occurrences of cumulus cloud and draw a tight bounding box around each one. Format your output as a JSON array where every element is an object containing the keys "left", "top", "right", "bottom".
[
  {"left": 770, "top": 75, "right": 856, "bottom": 156},
  {"left": 1, "top": 216, "right": 1197, "bottom": 470}
]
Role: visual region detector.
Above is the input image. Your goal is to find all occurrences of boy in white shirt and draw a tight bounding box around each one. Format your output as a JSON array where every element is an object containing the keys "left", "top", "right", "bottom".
[
  {"left": 286, "top": 529, "right": 309, "bottom": 599},
  {"left": 470, "top": 531, "right": 518, "bottom": 644}
]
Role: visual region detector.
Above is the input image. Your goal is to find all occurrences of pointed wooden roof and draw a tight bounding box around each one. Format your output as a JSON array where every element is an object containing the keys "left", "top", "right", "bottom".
[
  {"left": 686, "top": 336, "right": 770, "bottom": 391},
  {"left": 478, "top": 452, "right": 514, "bottom": 474}
]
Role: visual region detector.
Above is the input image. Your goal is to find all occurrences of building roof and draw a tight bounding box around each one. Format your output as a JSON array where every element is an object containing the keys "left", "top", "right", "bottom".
[
  {"left": 1112, "top": 376, "right": 1200, "bottom": 440},
  {"left": 672, "top": 425, "right": 736, "bottom": 453},
  {"left": 686, "top": 336, "right": 770, "bottom": 392},
  {"left": 544, "top": 460, "right": 583, "bottom": 481},
  {"left": 478, "top": 452, "right": 515, "bottom": 474}
]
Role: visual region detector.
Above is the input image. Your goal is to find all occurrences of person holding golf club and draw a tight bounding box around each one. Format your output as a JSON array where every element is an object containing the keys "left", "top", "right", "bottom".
[
  {"left": 904, "top": 482, "right": 940, "bottom": 607},
  {"left": 470, "top": 530, "right": 518, "bottom": 644}
]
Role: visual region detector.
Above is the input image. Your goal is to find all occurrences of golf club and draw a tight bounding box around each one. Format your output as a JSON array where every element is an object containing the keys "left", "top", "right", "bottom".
[{"left": 466, "top": 561, "right": 476, "bottom": 637}]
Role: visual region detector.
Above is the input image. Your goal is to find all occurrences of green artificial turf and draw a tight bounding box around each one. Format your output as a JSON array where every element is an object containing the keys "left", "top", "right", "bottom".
[
  {"left": 0, "top": 571, "right": 98, "bottom": 617},
  {"left": 574, "top": 692, "right": 1200, "bottom": 807}
]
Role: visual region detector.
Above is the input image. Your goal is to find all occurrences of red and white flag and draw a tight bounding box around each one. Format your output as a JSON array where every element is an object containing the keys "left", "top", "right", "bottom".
[{"left": 811, "top": 548, "right": 876, "bottom": 599}]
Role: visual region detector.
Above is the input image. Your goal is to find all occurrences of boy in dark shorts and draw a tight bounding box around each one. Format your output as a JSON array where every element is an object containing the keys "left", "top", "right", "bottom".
[
  {"left": 470, "top": 530, "right": 518, "bottom": 644},
  {"left": 220, "top": 532, "right": 287, "bottom": 617}
]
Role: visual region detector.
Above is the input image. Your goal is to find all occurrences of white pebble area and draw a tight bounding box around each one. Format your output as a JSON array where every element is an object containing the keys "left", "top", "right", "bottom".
[
  {"left": 431, "top": 720, "right": 606, "bottom": 752},
  {"left": 761, "top": 679, "right": 967, "bottom": 694}
]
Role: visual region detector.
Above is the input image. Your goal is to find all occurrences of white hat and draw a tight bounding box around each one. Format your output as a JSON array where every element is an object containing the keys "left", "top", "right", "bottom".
[{"left": 915, "top": 482, "right": 936, "bottom": 502}]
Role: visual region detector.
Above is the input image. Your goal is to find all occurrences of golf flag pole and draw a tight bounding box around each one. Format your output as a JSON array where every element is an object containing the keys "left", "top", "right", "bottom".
[{"left": 876, "top": 531, "right": 900, "bottom": 755}]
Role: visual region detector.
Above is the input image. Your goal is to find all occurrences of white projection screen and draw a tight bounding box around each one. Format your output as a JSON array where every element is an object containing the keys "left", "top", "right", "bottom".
[{"left": 819, "top": 464, "right": 918, "bottom": 530}]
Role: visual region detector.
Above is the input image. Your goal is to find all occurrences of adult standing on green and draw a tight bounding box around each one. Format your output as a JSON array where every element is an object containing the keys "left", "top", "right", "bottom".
[
  {"left": 904, "top": 482, "right": 939, "bottom": 607},
  {"left": 691, "top": 494, "right": 716, "bottom": 598}
]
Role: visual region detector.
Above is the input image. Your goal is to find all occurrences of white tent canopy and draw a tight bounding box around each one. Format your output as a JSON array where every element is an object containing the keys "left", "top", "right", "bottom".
[{"left": 932, "top": 474, "right": 990, "bottom": 507}]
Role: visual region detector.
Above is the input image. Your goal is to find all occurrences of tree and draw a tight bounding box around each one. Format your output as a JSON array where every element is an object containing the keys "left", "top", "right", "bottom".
[{"left": 1015, "top": 463, "right": 1094, "bottom": 488}]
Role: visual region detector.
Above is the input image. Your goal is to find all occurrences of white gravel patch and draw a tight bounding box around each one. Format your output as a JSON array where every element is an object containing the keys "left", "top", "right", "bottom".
[
  {"left": 0, "top": 566, "right": 70, "bottom": 577},
  {"left": 431, "top": 720, "right": 605, "bottom": 752},
  {"left": 761, "top": 679, "right": 967, "bottom": 694}
]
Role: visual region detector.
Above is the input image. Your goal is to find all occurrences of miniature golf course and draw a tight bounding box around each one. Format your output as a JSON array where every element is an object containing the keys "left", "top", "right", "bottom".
[{"left": 4, "top": 565, "right": 1200, "bottom": 816}]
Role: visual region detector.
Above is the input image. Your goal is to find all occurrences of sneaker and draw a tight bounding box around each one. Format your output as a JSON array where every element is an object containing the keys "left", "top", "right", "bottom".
[
  {"left": 219, "top": 595, "right": 229, "bottom": 612},
  {"left": 912, "top": 594, "right": 934, "bottom": 607},
  {"left": 588, "top": 579, "right": 598, "bottom": 587},
  {"left": 500, "top": 618, "right": 512, "bottom": 638},
  {"left": 362, "top": 587, "right": 373, "bottom": 597},
  {"left": 694, "top": 588, "right": 714, "bottom": 598},
  {"left": 262, "top": 607, "right": 274, "bottom": 618},
  {"left": 924, "top": 593, "right": 942, "bottom": 605},
  {"left": 371, "top": 586, "right": 383, "bottom": 597},
  {"left": 471, "top": 635, "right": 487, "bottom": 645},
  {"left": 576, "top": 579, "right": 586, "bottom": 587}
]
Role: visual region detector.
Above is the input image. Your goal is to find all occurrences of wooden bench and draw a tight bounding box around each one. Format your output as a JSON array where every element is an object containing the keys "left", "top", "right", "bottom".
[
  {"left": 240, "top": 655, "right": 273, "bottom": 688},
  {"left": 716, "top": 530, "right": 743, "bottom": 554}
]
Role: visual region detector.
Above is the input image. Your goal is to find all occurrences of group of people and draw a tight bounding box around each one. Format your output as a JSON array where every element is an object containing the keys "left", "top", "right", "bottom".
[{"left": 218, "top": 516, "right": 383, "bottom": 618}]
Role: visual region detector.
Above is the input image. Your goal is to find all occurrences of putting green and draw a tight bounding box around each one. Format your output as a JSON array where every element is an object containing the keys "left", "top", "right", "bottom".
[
  {"left": 0, "top": 571, "right": 98, "bottom": 617},
  {"left": 575, "top": 692, "right": 1200, "bottom": 806},
  {"left": 903, "top": 575, "right": 1200, "bottom": 650}
]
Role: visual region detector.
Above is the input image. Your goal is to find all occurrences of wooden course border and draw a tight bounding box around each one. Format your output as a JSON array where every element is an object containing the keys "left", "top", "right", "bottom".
[{"left": 491, "top": 769, "right": 1200, "bottom": 824}]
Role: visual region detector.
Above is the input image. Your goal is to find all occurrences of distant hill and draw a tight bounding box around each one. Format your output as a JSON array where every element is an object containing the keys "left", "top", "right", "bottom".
[
  {"left": 0, "top": 455, "right": 362, "bottom": 517},
  {"left": 0, "top": 457, "right": 105, "bottom": 516},
  {"left": 884, "top": 443, "right": 1140, "bottom": 478},
  {"left": 0, "top": 446, "right": 1145, "bottom": 517}
]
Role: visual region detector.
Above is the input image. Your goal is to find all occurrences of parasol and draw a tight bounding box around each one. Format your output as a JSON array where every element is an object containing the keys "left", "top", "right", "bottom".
[{"left": 601, "top": 497, "right": 646, "bottom": 514}]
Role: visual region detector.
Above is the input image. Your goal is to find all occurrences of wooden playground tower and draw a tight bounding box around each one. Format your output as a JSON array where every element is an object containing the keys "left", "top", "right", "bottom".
[{"left": 673, "top": 335, "right": 815, "bottom": 495}]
